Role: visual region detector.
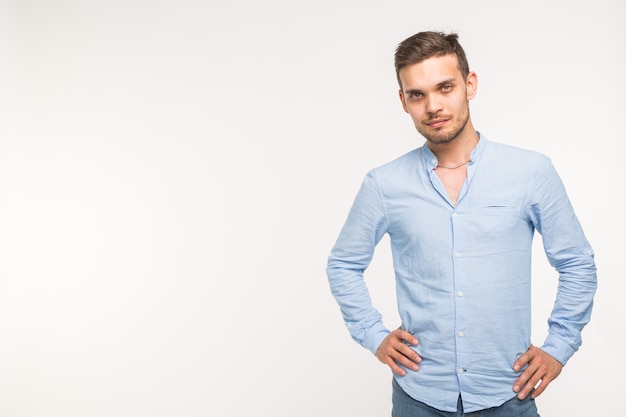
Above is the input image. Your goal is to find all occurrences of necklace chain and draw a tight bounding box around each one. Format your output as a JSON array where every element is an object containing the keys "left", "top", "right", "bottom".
[{"left": 436, "top": 159, "right": 471, "bottom": 169}]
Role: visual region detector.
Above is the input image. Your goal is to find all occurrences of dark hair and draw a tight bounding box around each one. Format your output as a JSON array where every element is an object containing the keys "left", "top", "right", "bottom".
[{"left": 394, "top": 31, "right": 470, "bottom": 87}]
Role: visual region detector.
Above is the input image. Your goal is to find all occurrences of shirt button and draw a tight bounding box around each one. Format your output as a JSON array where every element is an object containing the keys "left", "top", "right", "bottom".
[
  {"left": 458, "top": 368, "right": 465, "bottom": 374},
  {"left": 457, "top": 291, "right": 464, "bottom": 297},
  {"left": 452, "top": 212, "right": 459, "bottom": 218},
  {"left": 455, "top": 252, "right": 461, "bottom": 258},
  {"left": 431, "top": 158, "right": 437, "bottom": 164},
  {"left": 458, "top": 331, "right": 464, "bottom": 337}
]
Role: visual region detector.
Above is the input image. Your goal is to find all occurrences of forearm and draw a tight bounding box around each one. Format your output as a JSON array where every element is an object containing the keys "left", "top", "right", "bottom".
[
  {"left": 327, "top": 259, "right": 390, "bottom": 353},
  {"left": 541, "top": 258, "right": 597, "bottom": 364}
]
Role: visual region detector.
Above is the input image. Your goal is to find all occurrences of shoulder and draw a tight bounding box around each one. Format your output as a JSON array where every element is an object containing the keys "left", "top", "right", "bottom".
[
  {"left": 356, "top": 148, "right": 422, "bottom": 195},
  {"left": 482, "top": 139, "right": 552, "bottom": 173},
  {"left": 484, "top": 140, "right": 546, "bottom": 162},
  {"left": 368, "top": 148, "right": 421, "bottom": 179}
]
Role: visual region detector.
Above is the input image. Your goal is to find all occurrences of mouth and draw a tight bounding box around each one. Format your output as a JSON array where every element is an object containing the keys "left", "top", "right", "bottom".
[{"left": 426, "top": 118, "right": 449, "bottom": 129}]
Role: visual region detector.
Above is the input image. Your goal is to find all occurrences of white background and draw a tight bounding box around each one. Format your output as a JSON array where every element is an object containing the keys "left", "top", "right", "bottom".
[{"left": 0, "top": 1, "right": 623, "bottom": 416}]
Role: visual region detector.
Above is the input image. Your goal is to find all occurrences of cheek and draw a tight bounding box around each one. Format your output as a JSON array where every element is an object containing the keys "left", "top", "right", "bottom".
[
  {"left": 449, "top": 98, "right": 468, "bottom": 116},
  {"left": 410, "top": 111, "right": 424, "bottom": 124},
  {"left": 407, "top": 105, "right": 425, "bottom": 120}
]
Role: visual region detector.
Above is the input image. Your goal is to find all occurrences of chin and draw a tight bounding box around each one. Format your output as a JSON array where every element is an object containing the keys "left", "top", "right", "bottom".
[
  {"left": 419, "top": 129, "right": 457, "bottom": 145},
  {"left": 428, "top": 136, "right": 456, "bottom": 145}
]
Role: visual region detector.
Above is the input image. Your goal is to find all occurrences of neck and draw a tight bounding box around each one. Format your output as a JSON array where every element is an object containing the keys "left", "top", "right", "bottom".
[{"left": 428, "top": 128, "right": 479, "bottom": 167}]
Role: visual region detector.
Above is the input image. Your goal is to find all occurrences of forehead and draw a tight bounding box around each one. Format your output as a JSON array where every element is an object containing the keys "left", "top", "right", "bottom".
[{"left": 399, "top": 54, "right": 463, "bottom": 91}]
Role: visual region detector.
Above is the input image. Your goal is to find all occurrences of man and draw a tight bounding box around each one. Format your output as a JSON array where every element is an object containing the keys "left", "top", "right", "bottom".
[{"left": 326, "top": 31, "right": 597, "bottom": 416}]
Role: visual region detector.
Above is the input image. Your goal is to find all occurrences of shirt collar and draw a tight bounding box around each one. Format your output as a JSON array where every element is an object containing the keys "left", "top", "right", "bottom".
[{"left": 421, "top": 131, "right": 487, "bottom": 170}]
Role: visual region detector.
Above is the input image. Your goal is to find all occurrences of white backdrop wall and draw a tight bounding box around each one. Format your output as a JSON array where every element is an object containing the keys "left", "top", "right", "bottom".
[{"left": 0, "top": 1, "right": 623, "bottom": 416}]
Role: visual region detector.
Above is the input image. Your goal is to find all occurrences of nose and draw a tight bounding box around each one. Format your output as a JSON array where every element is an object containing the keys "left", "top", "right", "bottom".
[{"left": 425, "top": 94, "right": 443, "bottom": 115}]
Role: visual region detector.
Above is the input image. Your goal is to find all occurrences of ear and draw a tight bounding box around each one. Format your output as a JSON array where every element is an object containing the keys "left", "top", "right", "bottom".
[
  {"left": 466, "top": 71, "right": 478, "bottom": 100},
  {"left": 398, "top": 89, "right": 409, "bottom": 113}
]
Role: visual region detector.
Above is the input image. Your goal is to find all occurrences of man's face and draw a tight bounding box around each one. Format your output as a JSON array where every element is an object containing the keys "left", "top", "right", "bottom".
[{"left": 398, "top": 54, "right": 477, "bottom": 145}]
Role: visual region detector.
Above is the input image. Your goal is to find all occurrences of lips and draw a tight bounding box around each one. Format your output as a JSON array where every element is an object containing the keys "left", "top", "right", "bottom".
[{"left": 427, "top": 118, "right": 448, "bottom": 128}]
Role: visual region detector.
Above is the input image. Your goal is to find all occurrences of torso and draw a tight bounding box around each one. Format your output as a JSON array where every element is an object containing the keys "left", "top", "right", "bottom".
[{"left": 435, "top": 166, "right": 467, "bottom": 206}]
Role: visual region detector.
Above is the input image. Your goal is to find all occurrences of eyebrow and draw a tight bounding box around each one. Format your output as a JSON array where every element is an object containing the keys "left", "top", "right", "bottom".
[
  {"left": 403, "top": 78, "right": 457, "bottom": 95},
  {"left": 403, "top": 89, "right": 422, "bottom": 96},
  {"left": 436, "top": 78, "right": 457, "bottom": 88}
]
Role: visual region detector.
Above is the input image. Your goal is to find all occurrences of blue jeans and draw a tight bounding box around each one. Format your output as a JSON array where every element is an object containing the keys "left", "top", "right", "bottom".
[{"left": 392, "top": 378, "right": 540, "bottom": 417}]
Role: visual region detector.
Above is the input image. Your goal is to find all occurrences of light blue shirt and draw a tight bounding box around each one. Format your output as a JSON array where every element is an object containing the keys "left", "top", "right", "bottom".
[{"left": 326, "top": 135, "right": 597, "bottom": 412}]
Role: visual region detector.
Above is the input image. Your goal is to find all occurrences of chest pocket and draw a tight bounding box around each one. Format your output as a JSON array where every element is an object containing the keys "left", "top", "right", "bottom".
[{"left": 471, "top": 203, "right": 521, "bottom": 237}]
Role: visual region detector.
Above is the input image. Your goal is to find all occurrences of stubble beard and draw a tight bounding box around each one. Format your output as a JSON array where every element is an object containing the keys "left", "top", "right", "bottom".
[{"left": 417, "top": 109, "right": 470, "bottom": 145}]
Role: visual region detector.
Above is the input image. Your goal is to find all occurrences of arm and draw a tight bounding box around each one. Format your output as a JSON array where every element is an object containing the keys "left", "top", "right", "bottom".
[
  {"left": 327, "top": 171, "right": 423, "bottom": 374},
  {"left": 326, "top": 171, "right": 391, "bottom": 355},
  {"left": 514, "top": 156, "right": 597, "bottom": 399}
]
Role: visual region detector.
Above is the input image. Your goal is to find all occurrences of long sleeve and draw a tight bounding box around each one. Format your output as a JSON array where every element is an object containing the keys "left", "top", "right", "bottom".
[
  {"left": 326, "top": 170, "right": 391, "bottom": 354},
  {"left": 325, "top": 139, "right": 598, "bottom": 412},
  {"left": 527, "top": 156, "right": 597, "bottom": 365}
]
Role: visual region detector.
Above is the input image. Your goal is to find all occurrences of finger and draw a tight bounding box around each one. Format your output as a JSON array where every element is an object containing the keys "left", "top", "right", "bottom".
[
  {"left": 390, "top": 348, "right": 421, "bottom": 371},
  {"left": 381, "top": 338, "right": 419, "bottom": 367},
  {"left": 395, "top": 343, "right": 422, "bottom": 364},
  {"left": 530, "top": 379, "right": 549, "bottom": 398},
  {"left": 513, "top": 364, "right": 537, "bottom": 395},
  {"left": 387, "top": 333, "right": 421, "bottom": 362},
  {"left": 378, "top": 349, "right": 411, "bottom": 376},
  {"left": 387, "top": 353, "right": 419, "bottom": 375},
  {"left": 513, "top": 347, "right": 536, "bottom": 372},
  {"left": 513, "top": 355, "right": 528, "bottom": 372},
  {"left": 516, "top": 361, "right": 547, "bottom": 400},
  {"left": 389, "top": 361, "right": 408, "bottom": 376},
  {"left": 378, "top": 353, "right": 406, "bottom": 376},
  {"left": 396, "top": 330, "right": 419, "bottom": 346},
  {"left": 381, "top": 342, "right": 421, "bottom": 373},
  {"left": 387, "top": 330, "right": 420, "bottom": 357},
  {"left": 530, "top": 365, "right": 560, "bottom": 399},
  {"left": 518, "top": 374, "right": 542, "bottom": 399}
]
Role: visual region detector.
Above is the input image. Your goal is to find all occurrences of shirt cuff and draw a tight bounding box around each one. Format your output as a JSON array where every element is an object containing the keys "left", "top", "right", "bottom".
[
  {"left": 540, "top": 334, "right": 578, "bottom": 366},
  {"left": 363, "top": 322, "right": 391, "bottom": 356}
]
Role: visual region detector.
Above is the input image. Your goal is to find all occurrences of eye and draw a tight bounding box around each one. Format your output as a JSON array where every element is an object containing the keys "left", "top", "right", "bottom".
[
  {"left": 408, "top": 92, "right": 423, "bottom": 100},
  {"left": 441, "top": 84, "right": 452, "bottom": 92}
]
